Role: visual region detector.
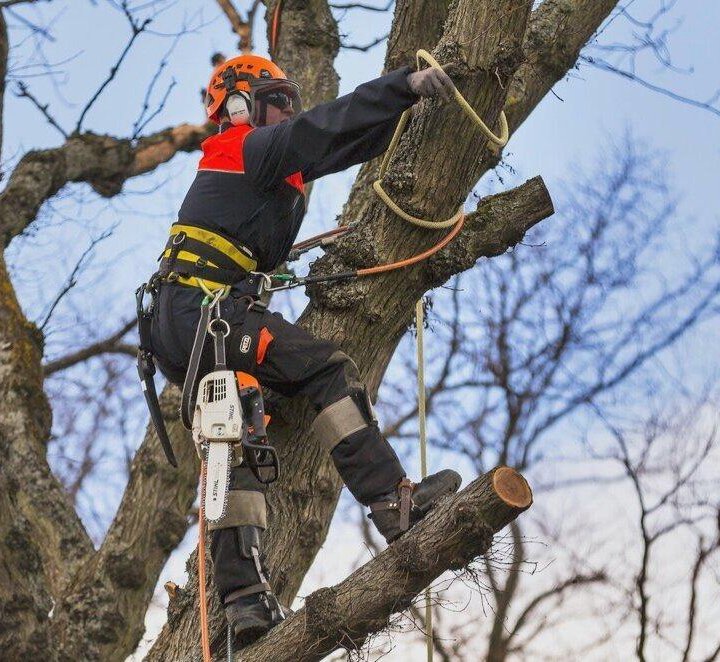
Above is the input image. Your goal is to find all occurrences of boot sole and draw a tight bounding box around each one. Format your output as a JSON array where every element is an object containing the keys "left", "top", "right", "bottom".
[{"left": 234, "top": 623, "right": 272, "bottom": 648}]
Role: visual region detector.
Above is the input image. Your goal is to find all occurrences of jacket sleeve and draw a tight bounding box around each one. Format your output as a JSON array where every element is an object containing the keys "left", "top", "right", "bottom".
[{"left": 243, "top": 67, "right": 418, "bottom": 189}]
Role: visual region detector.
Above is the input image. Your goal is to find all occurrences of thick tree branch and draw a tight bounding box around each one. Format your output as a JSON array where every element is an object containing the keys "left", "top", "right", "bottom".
[
  {"left": 163, "top": 467, "right": 532, "bottom": 661},
  {"left": 505, "top": 0, "right": 620, "bottom": 135},
  {"left": 241, "top": 467, "right": 532, "bottom": 661},
  {"left": 0, "top": 121, "right": 213, "bottom": 248}
]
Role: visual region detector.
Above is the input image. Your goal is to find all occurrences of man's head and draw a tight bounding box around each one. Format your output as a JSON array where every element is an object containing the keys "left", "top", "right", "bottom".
[{"left": 205, "top": 54, "right": 301, "bottom": 128}]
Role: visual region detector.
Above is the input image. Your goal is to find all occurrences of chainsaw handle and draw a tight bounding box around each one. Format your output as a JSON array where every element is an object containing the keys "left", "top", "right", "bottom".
[
  {"left": 243, "top": 437, "right": 280, "bottom": 484},
  {"left": 239, "top": 386, "right": 267, "bottom": 437}
]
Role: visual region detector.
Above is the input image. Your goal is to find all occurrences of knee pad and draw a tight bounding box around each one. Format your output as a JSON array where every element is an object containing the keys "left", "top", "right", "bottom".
[
  {"left": 207, "top": 466, "right": 268, "bottom": 531},
  {"left": 310, "top": 386, "right": 376, "bottom": 453}
]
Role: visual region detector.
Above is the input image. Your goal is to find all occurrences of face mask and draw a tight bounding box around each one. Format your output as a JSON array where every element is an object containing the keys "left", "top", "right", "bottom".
[{"left": 226, "top": 92, "right": 251, "bottom": 125}]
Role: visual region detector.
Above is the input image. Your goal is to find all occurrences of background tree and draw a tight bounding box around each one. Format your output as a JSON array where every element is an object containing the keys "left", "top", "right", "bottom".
[{"left": 347, "top": 136, "right": 719, "bottom": 660}]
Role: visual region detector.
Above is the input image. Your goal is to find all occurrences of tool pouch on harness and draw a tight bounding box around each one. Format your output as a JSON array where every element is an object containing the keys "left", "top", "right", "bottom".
[{"left": 136, "top": 281, "right": 178, "bottom": 467}]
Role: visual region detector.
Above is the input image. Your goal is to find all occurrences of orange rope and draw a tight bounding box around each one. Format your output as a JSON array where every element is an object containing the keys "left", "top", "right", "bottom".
[
  {"left": 357, "top": 213, "right": 466, "bottom": 276},
  {"left": 270, "top": 1, "right": 282, "bottom": 57},
  {"left": 198, "top": 460, "right": 212, "bottom": 662}
]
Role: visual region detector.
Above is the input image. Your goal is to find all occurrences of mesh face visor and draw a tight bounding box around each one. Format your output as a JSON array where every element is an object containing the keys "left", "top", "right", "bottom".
[{"left": 249, "top": 79, "right": 302, "bottom": 126}]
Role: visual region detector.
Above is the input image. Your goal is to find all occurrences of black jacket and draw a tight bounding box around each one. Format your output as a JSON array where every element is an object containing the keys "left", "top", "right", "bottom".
[
  {"left": 178, "top": 66, "right": 417, "bottom": 272},
  {"left": 151, "top": 67, "right": 418, "bottom": 378}
]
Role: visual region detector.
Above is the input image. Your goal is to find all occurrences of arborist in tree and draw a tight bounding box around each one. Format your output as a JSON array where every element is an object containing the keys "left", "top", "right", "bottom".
[{"left": 144, "top": 54, "right": 462, "bottom": 646}]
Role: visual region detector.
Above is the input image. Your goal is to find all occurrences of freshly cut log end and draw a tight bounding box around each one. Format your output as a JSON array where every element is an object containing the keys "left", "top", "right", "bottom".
[{"left": 492, "top": 466, "right": 533, "bottom": 509}]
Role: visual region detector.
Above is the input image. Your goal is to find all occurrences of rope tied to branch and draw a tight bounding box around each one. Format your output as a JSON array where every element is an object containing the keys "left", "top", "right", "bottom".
[{"left": 373, "top": 49, "right": 509, "bottom": 229}]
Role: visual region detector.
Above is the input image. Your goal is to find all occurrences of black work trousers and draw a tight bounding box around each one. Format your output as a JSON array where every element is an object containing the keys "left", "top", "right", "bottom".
[{"left": 151, "top": 282, "right": 405, "bottom": 600}]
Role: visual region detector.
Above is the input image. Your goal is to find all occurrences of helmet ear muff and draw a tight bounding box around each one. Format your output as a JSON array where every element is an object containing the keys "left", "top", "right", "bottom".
[{"left": 226, "top": 92, "right": 251, "bottom": 125}]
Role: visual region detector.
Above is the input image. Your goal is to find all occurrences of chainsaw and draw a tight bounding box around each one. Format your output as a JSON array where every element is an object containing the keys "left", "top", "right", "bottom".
[{"left": 192, "top": 367, "right": 279, "bottom": 522}]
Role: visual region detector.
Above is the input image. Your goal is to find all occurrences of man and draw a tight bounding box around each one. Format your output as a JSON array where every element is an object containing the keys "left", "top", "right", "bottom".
[{"left": 149, "top": 54, "right": 462, "bottom": 646}]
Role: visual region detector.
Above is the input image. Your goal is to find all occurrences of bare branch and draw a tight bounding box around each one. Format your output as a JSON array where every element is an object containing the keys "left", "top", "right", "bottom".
[
  {"left": 331, "top": 1, "right": 393, "bottom": 12},
  {"left": 43, "top": 319, "right": 136, "bottom": 375},
  {"left": 340, "top": 32, "right": 389, "bottom": 52},
  {"left": 75, "top": 4, "right": 153, "bottom": 132},
  {"left": 0, "top": 0, "right": 52, "bottom": 7},
  {"left": 582, "top": 55, "right": 720, "bottom": 118},
  {"left": 37, "top": 226, "right": 115, "bottom": 331},
  {"left": 14, "top": 80, "right": 68, "bottom": 138}
]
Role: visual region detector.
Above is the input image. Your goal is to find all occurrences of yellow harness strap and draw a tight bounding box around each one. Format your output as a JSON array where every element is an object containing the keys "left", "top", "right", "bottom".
[{"left": 160, "top": 223, "right": 258, "bottom": 290}]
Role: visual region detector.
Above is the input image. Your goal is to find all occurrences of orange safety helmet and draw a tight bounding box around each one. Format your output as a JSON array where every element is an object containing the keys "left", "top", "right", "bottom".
[{"left": 205, "top": 54, "right": 302, "bottom": 126}]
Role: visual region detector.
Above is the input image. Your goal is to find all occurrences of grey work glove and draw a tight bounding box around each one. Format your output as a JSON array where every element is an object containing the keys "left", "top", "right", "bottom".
[{"left": 406, "top": 67, "right": 456, "bottom": 101}]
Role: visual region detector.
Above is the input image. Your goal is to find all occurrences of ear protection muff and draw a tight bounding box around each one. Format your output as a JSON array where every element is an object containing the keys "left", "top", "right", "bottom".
[{"left": 226, "top": 92, "right": 251, "bottom": 126}]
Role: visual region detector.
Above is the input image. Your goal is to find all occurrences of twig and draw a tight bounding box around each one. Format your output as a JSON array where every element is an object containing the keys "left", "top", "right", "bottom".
[
  {"left": 75, "top": 3, "right": 152, "bottom": 132},
  {"left": 131, "top": 29, "right": 182, "bottom": 138},
  {"left": 330, "top": 1, "right": 393, "bottom": 11},
  {"left": 582, "top": 55, "right": 720, "bottom": 118},
  {"left": 340, "top": 32, "right": 389, "bottom": 52},
  {"left": 0, "top": 0, "right": 52, "bottom": 7},
  {"left": 43, "top": 319, "right": 136, "bottom": 376},
  {"left": 15, "top": 81, "right": 69, "bottom": 138},
  {"left": 38, "top": 227, "right": 115, "bottom": 331}
]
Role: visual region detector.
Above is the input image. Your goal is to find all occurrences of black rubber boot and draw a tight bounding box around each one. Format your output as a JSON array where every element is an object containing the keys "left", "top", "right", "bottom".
[
  {"left": 369, "top": 469, "right": 462, "bottom": 543},
  {"left": 225, "top": 589, "right": 287, "bottom": 648}
]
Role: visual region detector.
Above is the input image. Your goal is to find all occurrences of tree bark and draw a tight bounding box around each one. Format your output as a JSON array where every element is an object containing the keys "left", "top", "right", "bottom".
[
  {"left": 265, "top": 0, "right": 340, "bottom": 107},
  {"left": 505, "top": 0, "right": 619, "bottom": 134},
  {"left": 385, "top": 0, "right": 451, "bottom": 72},
  {"left": 155, "top": 467, "right": 532, "bottom": 661}
]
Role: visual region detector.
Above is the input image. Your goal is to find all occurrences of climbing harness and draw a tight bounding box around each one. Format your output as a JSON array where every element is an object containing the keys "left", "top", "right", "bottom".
[{"left": 159, "top": 223, "right": 257, "bottom": 291}]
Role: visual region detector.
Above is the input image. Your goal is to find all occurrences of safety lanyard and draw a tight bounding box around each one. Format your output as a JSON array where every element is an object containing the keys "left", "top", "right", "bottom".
[{"left": 181, "top": 287, "right": 230, "bottom": 429}]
